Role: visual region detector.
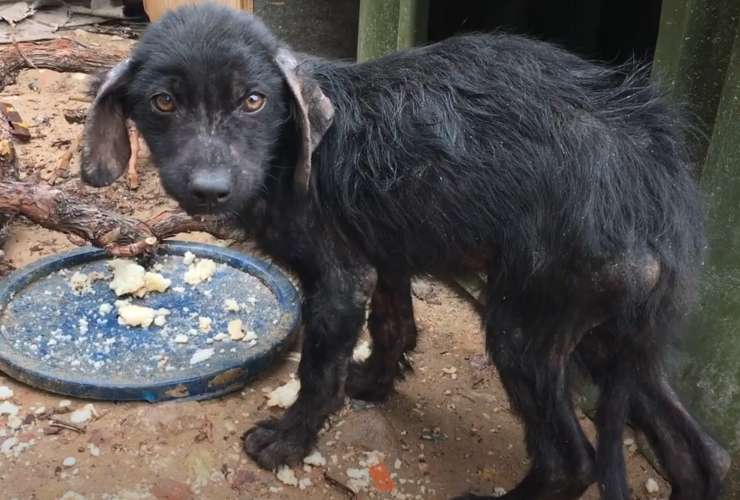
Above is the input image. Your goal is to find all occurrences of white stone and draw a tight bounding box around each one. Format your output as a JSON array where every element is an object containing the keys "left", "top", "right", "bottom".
[{"left": 69, "top": 404, "right": 96, "bottom": 424}]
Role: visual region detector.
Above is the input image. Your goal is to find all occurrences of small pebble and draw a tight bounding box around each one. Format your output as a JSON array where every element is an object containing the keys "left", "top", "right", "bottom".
[
  {"left": 7, "top": 415, "right": 22, "bottom": 430},
  {"left": 0, "top": 402, "right": 19, "bottom": 416},
  {"left": 63, "top": 457, "right": 77, "bottom": 468},
  {"left": 69, "top": 404, "right": 96, "bottom": 425},
  {"left": 0, "top": 386, "right": 13, "bottom": 400}
]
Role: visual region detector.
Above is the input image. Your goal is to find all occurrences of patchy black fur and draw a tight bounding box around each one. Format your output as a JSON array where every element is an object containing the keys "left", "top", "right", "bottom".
[{"left": 80, "top": 5, "right": 730, "bottom": 500}]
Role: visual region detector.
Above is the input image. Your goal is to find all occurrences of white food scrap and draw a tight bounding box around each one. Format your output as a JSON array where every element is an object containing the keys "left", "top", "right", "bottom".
[
  {"left": 276, "top": 466, "right": 298, "bottom": 487},
  {"left": 182, "top": 251, "right": 196, "bottom": 265},
  {"left": 0, "top": 402, "right": 19, "bottom": 416},
  {"left": 108, "top": 259, "right": 171, "bottom": 297},
  {"left": 0, "top": 386, "right": 14, "bottom": 401},
  {"left": 346, "top": 467, "right": 370, "bottom": 492},
  {"left": 174, "top": 334, "right": 189, "bottom": 344},
  {"left": 352, "top": 340, "right": 372, "bottom": 362},
  {"left": 109, "top": 260, "right": 146, "bottom": 296},
  {"left": 69, "top": 272, "right": 91, "bottom": 294},
  {"left": 266, "top": 378, "right": 300, "bottom": 408},
  {"left": 645, "top": 478, "right": 660, "bottom": 494},
  {"left": 198, "top": 316, "right": 213, "bottom": 333},
  {"left": 228, "top": 319, "right": 244, "bottom": 340},
  {"left": 116, "top": 301, "right": 156, "bottom": 328},
  {"left": 303, "top": 450, "right": 327, "bottom": 467},
  {"left": 184, "top": 258, "right": 217, "bottom": 285},
  {"left": 135, "top": 271, "right": 171, "bottom": 298},
  {"left": 190, "top": 348, "right": 215, "bottom": 365},
  {"left": 223, "top": 298, "right": 240, "bottom": 312}
]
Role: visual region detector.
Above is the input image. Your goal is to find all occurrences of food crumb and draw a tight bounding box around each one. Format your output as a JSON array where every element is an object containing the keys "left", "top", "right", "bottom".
[
  {"left": 276, "top": 466, "right": 298, "bottom": 487},
  {"left": 304, "top": 450, "right": 327, "bottom": 467},
  {"left": 266, "top": 378, "right": 300, "bottom": 408},
  {"left": 182, "top": 251, "right": 196, "bottom": 265},
  {"left": 223, "top": 298, "right": 240, "bottom": 312},
  {"left": 228, "top": 319, "right": 245, "bottom": 341},
  {"left": 184, "top": 258, "right": 217, "bottom": 285},
  {"left": 198, "top": 316, "right": 213, "bottom": 333},
  {"left": 190, "top": 348, "right": 215, "bottom": 365}
]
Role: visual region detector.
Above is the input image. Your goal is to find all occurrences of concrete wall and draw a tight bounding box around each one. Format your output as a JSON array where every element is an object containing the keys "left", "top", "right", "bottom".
[{"left": 255, "top": 0, "right": 360, "bottom": 60}]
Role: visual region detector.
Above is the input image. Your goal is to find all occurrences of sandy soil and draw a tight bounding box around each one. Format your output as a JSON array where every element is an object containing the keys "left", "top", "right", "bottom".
[{"left": 0, "top": 32, "right": 670, "bottom": 500}]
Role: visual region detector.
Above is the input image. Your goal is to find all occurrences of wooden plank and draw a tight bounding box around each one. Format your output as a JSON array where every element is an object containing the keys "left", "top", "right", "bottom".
[{"left": 144, "top": 0, "right": 253, "bottom": 21}]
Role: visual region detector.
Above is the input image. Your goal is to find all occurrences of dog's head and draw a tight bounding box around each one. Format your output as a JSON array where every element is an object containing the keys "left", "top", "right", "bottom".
[{"left": 81, "top": 4, "right": 333, "bottom": 214}]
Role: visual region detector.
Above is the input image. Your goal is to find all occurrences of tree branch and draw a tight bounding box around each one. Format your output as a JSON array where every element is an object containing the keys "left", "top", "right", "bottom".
[
  {"left": 0, "top": 181, "right": 246, "bottom": 258},
  {"left": 0, "top": 38, "right": 127, "bottom": 91}
]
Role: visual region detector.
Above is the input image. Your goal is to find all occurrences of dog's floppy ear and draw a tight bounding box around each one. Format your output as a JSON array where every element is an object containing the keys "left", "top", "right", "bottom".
[
  {"left": 80, "top": 59, "right": 132, "bottom": 187},
  {"left": 274, "top": 49, "right": 334, "bottom": 192}
]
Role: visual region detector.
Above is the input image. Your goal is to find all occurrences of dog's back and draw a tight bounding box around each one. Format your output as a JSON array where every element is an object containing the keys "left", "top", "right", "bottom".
[{"left": 309, "top": 34, "right": 702, "bottom": 289}]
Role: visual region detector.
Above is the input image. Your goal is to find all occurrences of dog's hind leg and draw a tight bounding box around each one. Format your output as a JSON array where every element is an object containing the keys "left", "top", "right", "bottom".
[
  {"left": 458, "top": 281, "right": 597, "bottom": 499},
  {"left": 577, "top": 327, "right": 730, "bottom": 500},
  {"left": 574, "top": 328, "right": 632, "bottom": 500},
  {"left": 630, "top": 375, "right": 730, "bottom": 500},
  {"left": 346, "top": 271, "right": 418, "bottom": 401}
]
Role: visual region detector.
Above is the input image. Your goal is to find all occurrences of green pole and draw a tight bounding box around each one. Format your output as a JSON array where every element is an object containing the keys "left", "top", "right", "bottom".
[
  {"left": 652, "top": 0, "right": 740, "bottom": 175},
  {"left": 357, "top": 0, "right": 428, "bottom": 62},
  {"left": 680, "top": 22, "right": 740, "bottom": 497}
]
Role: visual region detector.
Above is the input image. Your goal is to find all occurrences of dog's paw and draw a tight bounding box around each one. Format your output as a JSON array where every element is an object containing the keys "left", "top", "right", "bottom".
[
  {"left": 243, "top": 418, "right": 312, "bottom": 470},
  {"left": 345, "top": 361, "right": 394, "bottom": 402}
]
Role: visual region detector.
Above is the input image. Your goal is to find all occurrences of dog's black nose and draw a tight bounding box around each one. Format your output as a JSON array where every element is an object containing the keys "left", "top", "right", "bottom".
[{"left": 190, "top": 169, "right": 232, "bottom": 204}]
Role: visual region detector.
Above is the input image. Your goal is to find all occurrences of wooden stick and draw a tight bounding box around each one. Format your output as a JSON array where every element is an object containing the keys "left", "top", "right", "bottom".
[
  {"left": 0, "top": 38, "right": 128, "bottom": 91},
  {"left": 126, "top": 120, "right": 140, "bottom": 190},
  {"left": 0, "top": 111, "right": 18, "bottom": 252},
  {"left": 0, "top": 181, "right": 246, "bottom": 257},
  {"left": 49, "top": 132, "right": 83, "bottom": 185}
]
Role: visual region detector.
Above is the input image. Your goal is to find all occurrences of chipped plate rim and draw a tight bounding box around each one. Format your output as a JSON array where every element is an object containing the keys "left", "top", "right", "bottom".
[{"left": 0, "top": 241, "right": 301, "bottom": 402}]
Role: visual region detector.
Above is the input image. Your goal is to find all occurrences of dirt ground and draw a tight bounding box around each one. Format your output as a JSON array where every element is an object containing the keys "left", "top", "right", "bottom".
[{"left": 0, "top": 32, "right": 671, "bottom": 500}]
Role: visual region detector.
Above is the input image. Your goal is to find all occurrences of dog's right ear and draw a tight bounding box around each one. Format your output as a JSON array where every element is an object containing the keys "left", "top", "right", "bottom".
[
  {"left": 274, "top": 49, "right": 334, "bottom": 193},
  {"left": 80, "top": 59, "right": 132, "bottom": 187}
]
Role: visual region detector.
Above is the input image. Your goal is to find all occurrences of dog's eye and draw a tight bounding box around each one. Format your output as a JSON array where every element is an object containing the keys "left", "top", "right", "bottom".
[
  {"left": 152, "top": 93, "right": 175, "bottom": 113},
  {"left": 243, "top": 93, "right": 266, "bottom": 113}
]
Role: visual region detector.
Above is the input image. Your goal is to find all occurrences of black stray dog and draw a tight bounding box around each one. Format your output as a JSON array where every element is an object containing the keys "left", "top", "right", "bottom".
[{"left": 80, "top": 5, "right": 730, "bottom": 499}]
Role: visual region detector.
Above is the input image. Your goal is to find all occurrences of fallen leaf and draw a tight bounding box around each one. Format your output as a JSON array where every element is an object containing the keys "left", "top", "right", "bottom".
[
  {"left": 151, "top": 478, "right": 194, "bottom": 500},
  {"left": 369, "top": 463, "right": 395, "bottom": 493}
]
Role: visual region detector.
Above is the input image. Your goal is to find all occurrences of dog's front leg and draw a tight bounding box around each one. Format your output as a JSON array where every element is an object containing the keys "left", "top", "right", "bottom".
[{"left": 244, "top": 261, "right": 377, "bottom": 469}]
